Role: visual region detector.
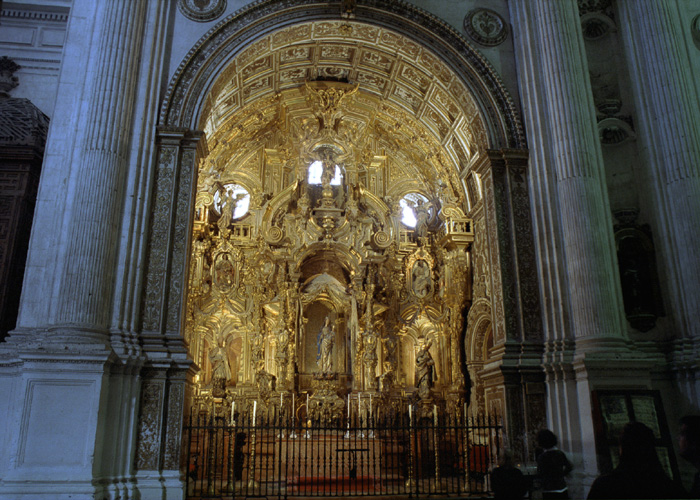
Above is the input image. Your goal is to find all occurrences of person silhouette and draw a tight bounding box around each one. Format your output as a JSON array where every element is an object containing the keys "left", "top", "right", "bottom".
[
  {"left": 536, "top": 429, "right": 573, "bottom": 499},
  {"left": 587, "top": 421, "right": 687, "bottom": 499},
  {"left": 680, "top": 415, "right": 700, "bottom": 498},
  {"left": 491, "top": 450, "right": 530, "bottom": 500}
]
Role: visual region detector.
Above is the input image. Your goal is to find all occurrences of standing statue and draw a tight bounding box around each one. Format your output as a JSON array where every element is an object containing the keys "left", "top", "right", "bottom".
[
  {"left": 209, "top": 342, "right": 231, "bottom": 396},
  {"left": 217, "top": 189, "right": 246, "bottom": 232},
  {"left": 416, "top": 340, "right": 435, "bottom": 399},
  {"left": 316, "top": 316, "right": 335, "bottom": 373},
  {"left": 414, "top": 199, "right": 432, "bottom": 239}
]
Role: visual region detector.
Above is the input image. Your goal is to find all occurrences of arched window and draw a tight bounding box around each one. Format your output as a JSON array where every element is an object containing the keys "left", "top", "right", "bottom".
[
  {"left": 213, "top": 183, "right": 250, "bottom": 219},
  {"left": 399, "top": 193, "right": 429, "bottom": 227}
]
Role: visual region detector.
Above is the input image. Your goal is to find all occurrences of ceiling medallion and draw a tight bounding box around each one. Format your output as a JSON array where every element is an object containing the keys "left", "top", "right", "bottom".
[
  {"left": 463, "top": 8, "right": 508, "bottom": 47},
  {"left": 177, "top": 0, "right": 227, "bottom": 23}
]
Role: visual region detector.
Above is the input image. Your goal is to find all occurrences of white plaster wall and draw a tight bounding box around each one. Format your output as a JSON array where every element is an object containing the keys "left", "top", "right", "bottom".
[
  {"left": 166, "top": 0, "right": 250, "bottom": 82},
  {"left": 410, "top": 0, "right": 520, "bottom": 111},
  {"left": 0, "top": 360, "right": 107, "bottom": 497},
  {"left": 0, "top": 1, "right": 71, "bottom": 116}
]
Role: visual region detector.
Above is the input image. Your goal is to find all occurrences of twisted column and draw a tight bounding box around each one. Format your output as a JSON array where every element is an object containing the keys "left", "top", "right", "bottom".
[
  {"left": 617, "top": 0, "right": 700, "bottom": 338},
  {"left": 55, "top": 1, "right": 148, "bottom": 328},
  {"left": 511, "top": 0, "right": 626, "bottom": 344}
]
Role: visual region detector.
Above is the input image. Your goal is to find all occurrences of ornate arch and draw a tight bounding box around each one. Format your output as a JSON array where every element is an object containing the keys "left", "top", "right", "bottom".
[
  {"left": 159, "top": 0, "right": 524, "bottom": 150},
  {"left": 466, "top": 298, "right": 492, "bottom": 364}
]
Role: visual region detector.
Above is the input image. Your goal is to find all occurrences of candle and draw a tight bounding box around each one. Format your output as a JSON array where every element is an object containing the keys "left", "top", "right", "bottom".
[
  {"left": 253, "top": 400, "right": 257, "bottom": 422},
  {"left": 347, "top": 395, "right": 350, "bottom": 420},
  {"left": 408, "top": 404, "right": 412, "bottom": 424},
  {"left": 280, "top": 392, "right": 283, "bottom": 408},
  {"left": 306, "top": 393, "right": 309, "bottom": 410},
  {"left": 292, "top": 392, "right": 295, "bottom": 415},
  {"left": 358, "top": 392, "right": 362, "bottom": 417},
  {"left": 433, "top": 404, "right": 438, "bottom": 425},
  {"left": 230, "top": 401, "right": 235, "bottom": 425},
  {"left": 369, "top": 393, "right": 373, "bottom": 420}
]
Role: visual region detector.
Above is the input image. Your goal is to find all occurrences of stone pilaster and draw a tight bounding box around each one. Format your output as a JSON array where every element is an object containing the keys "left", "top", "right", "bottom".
[
  {"left": 473, "top": 148, "right": 546, "bottom": 461},
  {"left": 132, "top": 127, "right": 202, "bottom": 496},
  {"left": 617, "top": 1, "right": 700, "bottom": 340},
  {"left": 474, "top": 149, "right": 543, "bottom": 346},
  {"left": 141, "top": 128, "right": 204, "bottom": 344},
  {"left": 54, "top": 0, "right": 148, "bottom": 331}
]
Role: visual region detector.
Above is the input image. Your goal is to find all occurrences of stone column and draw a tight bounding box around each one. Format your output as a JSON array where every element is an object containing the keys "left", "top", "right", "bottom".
[
  {"left": 53, "top": 0, "right": 148, "bottom": 332},
  {"left": 617, "top": 1, "right": 700, "bottom": 341},
  {"left": 510, "top": 0, "right": 626, "bottom": 348},
  {"left": 509, "top": 2, "right": 644, "bottom": 494}
]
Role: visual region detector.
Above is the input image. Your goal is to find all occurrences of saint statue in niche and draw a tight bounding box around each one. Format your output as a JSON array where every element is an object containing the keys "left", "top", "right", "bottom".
[
  {"left": 316, "top": 316, "right": 335, "bottom": 373},
  {"left": 416, "top": 340, "right": 435, "bottom": 399},
  {"left": 209, "top": 342, "right": 231, "bottom": 395},
  {"left": 411, "top": 259, "right": 432, "bottom": 298}
]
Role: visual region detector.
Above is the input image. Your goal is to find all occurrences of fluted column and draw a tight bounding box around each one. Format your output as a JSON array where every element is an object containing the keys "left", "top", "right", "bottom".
[
  {"left": 55, "top": 0, "right": 147, "bottom": 329},
  {"left": 511, "top": 0, "right": 626, "bottom": 345},
  {"left": 617, "top": 1, "right": 700, "bottom": 339}
]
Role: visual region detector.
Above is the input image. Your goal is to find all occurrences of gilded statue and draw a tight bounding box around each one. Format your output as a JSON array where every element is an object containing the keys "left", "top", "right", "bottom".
[
  {"left": 416, "top": 340, "right": 435, "bottom": 399},
  {"left": 414, "top": 199, "right": 432, "bottom": 239},
  {"left": 209, "top": 342, "right": 231, "bottom": 395},
  {"left": 217, "top": 188, "right": 246, "bottom": 232},
  {"left": 316, "top": 316, "right": 335, "bottom": 373},
  {"left": 412, "top": 260, "right": 432, "bottom": 298},
  {"left": 254, "top": 360, "right": 276, "bottom": 401}
]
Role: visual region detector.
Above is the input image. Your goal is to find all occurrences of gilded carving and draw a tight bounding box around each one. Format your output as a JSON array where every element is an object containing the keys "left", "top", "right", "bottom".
[{"left": 153, "top": 3, "right": 533, "bottom": 464}]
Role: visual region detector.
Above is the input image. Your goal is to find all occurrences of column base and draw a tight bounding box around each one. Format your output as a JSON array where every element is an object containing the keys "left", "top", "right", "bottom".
[
  {"left": 135, "top": 470, "right": 185, "bottom": 500},
  {"left": 0, "top": 480, "right": 100, "bottom": 500}
]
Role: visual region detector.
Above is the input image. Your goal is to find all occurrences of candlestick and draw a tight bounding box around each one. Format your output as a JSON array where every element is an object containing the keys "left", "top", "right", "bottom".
[
  {"left": 369, "top": 393, "right": 372, "bottom": 420},
  {"left": 253, "top": 400, "right": 257, "bottom": 423},
  {"left": 433, "top": 404, "right": 438, "bottom": 425},
  {"left": 358, "top": 392, "right": 362, "bottom": 418},
  {"left": 409, "top": 404, "right": 412, "bottom": 424},
  {"left": 280, "top": 392, "right": 283, "bottom": 408},
  {"left": 347, "top": 395, "right": 350, "bottom": 420},
  {"left": 230, "top": 401, "right": 235, "bottom": 425}
]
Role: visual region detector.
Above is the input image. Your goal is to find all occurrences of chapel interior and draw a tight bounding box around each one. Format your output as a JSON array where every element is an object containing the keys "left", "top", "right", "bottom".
[{"left": 0, "top": 1, "right": 699, "bottom": 499}]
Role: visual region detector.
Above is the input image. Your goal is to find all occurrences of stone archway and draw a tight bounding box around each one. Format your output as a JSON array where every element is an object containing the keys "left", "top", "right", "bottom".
[{"left": 134, "top": 0, "right": 543, "bottom": 480}]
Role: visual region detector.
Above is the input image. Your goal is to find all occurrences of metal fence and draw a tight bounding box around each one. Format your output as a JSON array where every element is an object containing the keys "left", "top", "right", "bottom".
[{"left": 183, "top": 410, "right": 503, "bottom": 499}]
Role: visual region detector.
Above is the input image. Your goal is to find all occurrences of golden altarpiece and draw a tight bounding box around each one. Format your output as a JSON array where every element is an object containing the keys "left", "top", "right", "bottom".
[{"left": 185, "top": 81, "right": 474, "bottom": 421}]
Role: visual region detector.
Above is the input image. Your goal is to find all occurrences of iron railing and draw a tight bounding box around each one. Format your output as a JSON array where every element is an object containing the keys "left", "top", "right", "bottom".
[{"left": 183, "top": 410, "right": 502, "bottom": 499}]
